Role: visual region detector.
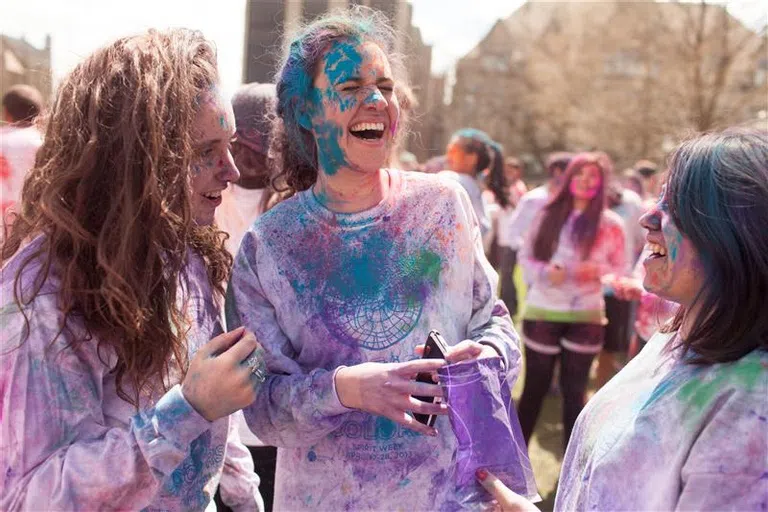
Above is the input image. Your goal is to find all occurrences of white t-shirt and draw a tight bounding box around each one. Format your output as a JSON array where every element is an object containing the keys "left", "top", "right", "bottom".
[
  {"left": 498, "top": 185, "right": 549, "bottom": 250},
  {"left": 215, "top": 185, "right": 266, "bottom": 257}
]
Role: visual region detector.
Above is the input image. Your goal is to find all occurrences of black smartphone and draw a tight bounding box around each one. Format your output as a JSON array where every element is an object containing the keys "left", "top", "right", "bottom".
[{"left": 413, "top": 330, "right": 449, "bottom": 427}]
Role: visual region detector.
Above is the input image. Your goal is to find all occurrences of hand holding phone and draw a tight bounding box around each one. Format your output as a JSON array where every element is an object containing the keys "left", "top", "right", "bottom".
[{"left": 413, "top": 330, "right": 449, "bottom": 427}]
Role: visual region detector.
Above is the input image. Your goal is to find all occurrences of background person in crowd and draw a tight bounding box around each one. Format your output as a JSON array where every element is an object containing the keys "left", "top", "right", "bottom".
[
  {"left": 595, "top": 159, "right": 646, "bottom": 387},
  {"left": 496, "top": 156, "right": 528, "bottom": 317},
  {"left": 517, "top": 152, "right": 626, "bottom": 450},
  {"left": 215, "top": 82, "right": 276, "bottom": 256},
  {"left": 0, "top": 29, "right": 264, "bottom": 511},
  {"left": 214, "top": 82, "right": 278, "bottom": 512},
  {"left": 503, "top": 152, "right": 573, "bottom": 282},
  {"left": 634, "top": 159, "right": 662, "bottom": 201},
  {"left": 621, "top": 168, "right": 645, "bottom": 198},
  {"left": 440, "top": 128, "right": 509, "bottom": 244},
  {"left": 478, "top": 128, "right": 768, "bottom": 512},
  {"left": 226, "top": 8, "right": 520, "bottom": 511},
  {"left": 1, "top": 84, "right": 44, "bottom": 224},
  {"left": 505, "top": 156, "right": 528, "bottom": 206}
]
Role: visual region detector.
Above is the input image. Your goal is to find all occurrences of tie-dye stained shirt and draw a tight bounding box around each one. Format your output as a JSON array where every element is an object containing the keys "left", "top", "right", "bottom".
[
  {"left": 226, "top": 169, "right": 521, "bottom": 511},
  {"left": 557, "top": 331, "right": 768, "bottom": 511},
  {"left": 0, "top": 237, "right": 262, "bottom": 511}
]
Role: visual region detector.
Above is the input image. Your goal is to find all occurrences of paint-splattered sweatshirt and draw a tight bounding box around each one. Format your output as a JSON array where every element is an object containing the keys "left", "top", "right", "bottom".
[
  {"left": 0, "top": 237, "right": 262, "bottom": 511},
  {"left": 226, "top": 169, "right": 521, "bottom": 511},
  {"left": 520, "top": 209, "right": 626, "bottom": 324},
  {"left": 557, "top": 331, "right": 768, "bottom": 510}
]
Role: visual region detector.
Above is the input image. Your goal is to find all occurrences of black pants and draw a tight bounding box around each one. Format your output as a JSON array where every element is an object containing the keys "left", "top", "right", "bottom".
[
  {"left": 214, "top": 446, "right": 277, "bottom": 512},
  {"left": 517, "top": 320, "right": 603, "bottom": 451},
  {"left": 603, "top": 295, "right": 633, "bottom": 353},
  {"left": 499, "top": 247, "right": 518, "bottom": 317}
]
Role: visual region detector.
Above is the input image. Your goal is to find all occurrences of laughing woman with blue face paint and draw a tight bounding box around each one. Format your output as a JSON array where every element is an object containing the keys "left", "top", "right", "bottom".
[{"left": 226, "top": 7, "right": 521, "bottom": 511}]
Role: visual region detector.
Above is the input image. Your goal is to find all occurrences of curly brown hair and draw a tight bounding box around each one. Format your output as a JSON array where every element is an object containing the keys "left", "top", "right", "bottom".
[{"left": 1, "top": 29, "right": 232, "bottom": 406}]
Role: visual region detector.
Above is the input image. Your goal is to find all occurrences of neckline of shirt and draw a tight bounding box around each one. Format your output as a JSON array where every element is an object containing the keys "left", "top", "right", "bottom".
[{"left": 299, "top": 168, "right": 403, "bottom": 229}]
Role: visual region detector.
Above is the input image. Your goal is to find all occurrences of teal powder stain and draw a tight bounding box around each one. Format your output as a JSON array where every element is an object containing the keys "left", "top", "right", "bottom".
[
  {"left": 398, "top": 478, "right": 412, "bottom": 488},
  {"left": 402, "top": 249, "right": 443, "bottom": 289},
  {"left": 324, "top": 38, "right": 363, "bottom": 87},
  {"left": 677, "top": 356, "right": 764, "bottom": 410},
  {"left": 314, "top": 121, "right": 347, "bottom": 175}
]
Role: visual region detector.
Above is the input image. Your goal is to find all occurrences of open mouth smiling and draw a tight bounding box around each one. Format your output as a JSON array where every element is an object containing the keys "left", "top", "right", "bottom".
[
  {"left": 646, "top": 241, "right": 667, "bottom": 260},
  {"left": 349, "top": 122, "right": 385, "bottom": 141}
]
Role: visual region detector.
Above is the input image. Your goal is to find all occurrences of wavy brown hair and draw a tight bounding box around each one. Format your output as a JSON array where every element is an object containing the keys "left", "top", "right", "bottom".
[
  {"left": 1, "top": 29, "right": 232, "bottom": 406},
  {"left": 532, "top": 152, "right": 609, "bottom": 262}
]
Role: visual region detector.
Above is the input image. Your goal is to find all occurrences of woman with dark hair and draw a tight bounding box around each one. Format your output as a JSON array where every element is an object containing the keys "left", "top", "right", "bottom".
[
  {"left": 226, "top": 7, "right": 520, "bottom": 511},
  {"left": 0, "top": 29, "right": 264, "bottom": 510},
  {"left": 478, "top": 128, "right": 768, "bottom": 511},
  {"left": 517, "top": 152, "right": 626, "bottom": 449},
  {"left": 441, "top": 128, "right": 509, "bottom": 241}
]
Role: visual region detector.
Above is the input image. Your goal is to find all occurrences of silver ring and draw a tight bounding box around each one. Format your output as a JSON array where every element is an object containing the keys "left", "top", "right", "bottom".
[{"left": 246, "top": 353, "right": 266, "bottom": 383}]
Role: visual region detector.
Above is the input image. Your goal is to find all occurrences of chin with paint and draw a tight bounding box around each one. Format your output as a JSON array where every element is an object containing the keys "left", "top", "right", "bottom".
[
  {"left": 225, "top": 6, "right": 522, "bottom": 511},
  {"left": 482, "top": 129, "right": 768, "bottom": 511}
]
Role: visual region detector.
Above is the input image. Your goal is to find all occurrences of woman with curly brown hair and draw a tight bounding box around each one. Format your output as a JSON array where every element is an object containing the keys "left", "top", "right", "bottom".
[{"left": 0, "top": 29, "right": 264, "bottom": 510}]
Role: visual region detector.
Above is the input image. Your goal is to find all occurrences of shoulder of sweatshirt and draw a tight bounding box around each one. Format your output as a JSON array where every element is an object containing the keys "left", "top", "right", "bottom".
[{"left": 407, "top": 168, "right": 468, "bottom": 200}]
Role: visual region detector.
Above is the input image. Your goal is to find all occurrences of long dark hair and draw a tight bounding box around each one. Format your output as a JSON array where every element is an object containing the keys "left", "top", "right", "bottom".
[
  {"left": 532, "top": 152, "right": 609, "bottom": 261},
  {"left": 661, "top": 128, "right": 768, "bottom": 363},
  {"left": 1, "top": 29, "right": 231, "bottom": 406},
  {"left": 451, "top": 128, "right": 509, "bottom": 208}
]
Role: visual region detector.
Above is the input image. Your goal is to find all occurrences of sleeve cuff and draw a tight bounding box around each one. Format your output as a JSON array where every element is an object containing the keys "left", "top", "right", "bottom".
[
  {"left": 160, "top": 384, "right": 213, "bottom": 447},
  {"left": 328, "top": 366, "right": 355, "bottom": 415}
]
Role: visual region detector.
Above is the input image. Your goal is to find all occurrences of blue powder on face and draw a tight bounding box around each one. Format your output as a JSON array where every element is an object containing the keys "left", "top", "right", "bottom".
[
  {"left": 313, "top": 121, "right": 347, "bottom": 175},
  {"left": 323, "top": 38, "right": 363, "bottom": 87}
]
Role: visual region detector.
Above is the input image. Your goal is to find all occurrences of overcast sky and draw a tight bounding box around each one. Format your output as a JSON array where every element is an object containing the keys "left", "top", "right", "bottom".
[{"left": 2, "top": 0, "right": 765, "bottom": 97}]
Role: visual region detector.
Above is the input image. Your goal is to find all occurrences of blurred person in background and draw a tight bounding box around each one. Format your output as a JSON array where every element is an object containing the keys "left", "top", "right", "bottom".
[
  {"left": 396, "top": 150, "right": 420, "bottom": 171},
  {"left": 634, "top": 159, "right": 661, "bottom": 201},
  {"left": 621, "top": 168, "right": 645, "bottom": 198},
  {"left": 215, "top": 82, "right": 276, "bottom": 256},
  {"left": 0, "top": 29, "right": 264, "bottom": 510},
  {"left": 214, "top": 82, "right": 278, "bottom": 512},
  {"left": 517, "top": 152, "right": 626, "bottom": 450},
  {"left": 422, "top": 154, "right": 447, "bottom": 173},
  {"left": 477, "top": 128, "right": 768, "bottom": 512},
  {"left": 1, "top": 84, "right": 44, "bottom": 226},
  {"left": 505, "top": 156, "right": 528, "bottom": 205},
  {"left": 440, "top": 128, "right": 509, "bottom": 248},
  {"left": 596, "top": 158, "right": 646, "bottom": 387},
  {"left": 504, "top": 153, "right": 572, "bottom": 271},
  {"left": 496, "top": 156, "right": 528, "bottom": 317}
]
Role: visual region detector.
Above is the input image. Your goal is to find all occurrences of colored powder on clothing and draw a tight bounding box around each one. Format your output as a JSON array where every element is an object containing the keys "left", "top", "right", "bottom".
[{"left": 678, "top": 357, "right": 765, "bottom": 409}]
